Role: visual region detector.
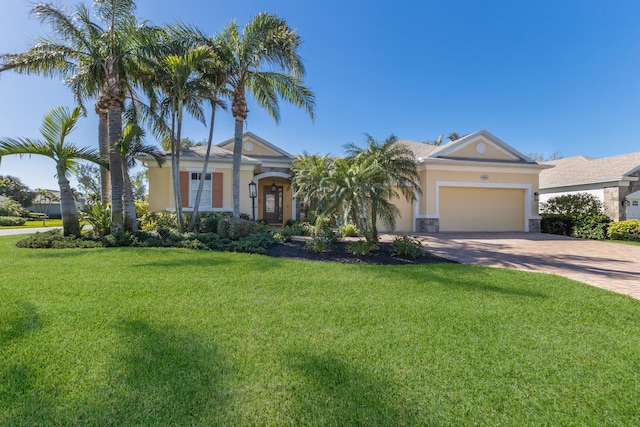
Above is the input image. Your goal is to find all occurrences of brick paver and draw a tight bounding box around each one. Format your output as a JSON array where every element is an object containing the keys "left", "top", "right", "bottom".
[{"left": 386, "top": 233, "right": 640, "bottom": 300}]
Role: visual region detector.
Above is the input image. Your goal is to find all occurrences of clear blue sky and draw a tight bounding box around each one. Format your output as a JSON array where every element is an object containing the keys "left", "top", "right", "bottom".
[{"left": 1, "top": 0, "right": 639, "bottom": 191}]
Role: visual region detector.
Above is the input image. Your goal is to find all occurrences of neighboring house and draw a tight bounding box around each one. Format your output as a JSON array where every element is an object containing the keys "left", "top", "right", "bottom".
[
  {"left": 142, "top": 130, "right": 550, "bottom": 232},
  {"left": 539, "top": 153, "right": 640, "bottom": 221},
  {"left": 26, "top": 190, "right": 86, "bottom": 216}
]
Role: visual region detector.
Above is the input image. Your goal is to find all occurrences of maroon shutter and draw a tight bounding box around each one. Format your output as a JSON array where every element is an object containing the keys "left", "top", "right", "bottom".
[
  {"left": 212, "top": 173, "right": 223, "bottom": 208},
  {"left": 179, "top": 171, "right": 190, "bottom": 207}
]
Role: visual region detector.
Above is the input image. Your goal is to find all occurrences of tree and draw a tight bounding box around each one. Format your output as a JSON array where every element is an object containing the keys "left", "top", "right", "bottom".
[
  {"left": 0, "top": 106, "right": 106, "bottom": 236},
  {"left": 34, "top": 188, "right": 60, "bottom": 225},
  {"left": 217, "top": 13, "right": 315, "bottom": 217},
  {"left": 0, "top": 175, "right": 36, "bottom": 207},
  {"left": 344, "top": 135, "right": 421, "bottom": 242},
  {"left": 527, "top": 151, "right": 563, "bottom": 162},
  {"left": 424, "top": 131, "right": 466, "bottom": 145},
  {"left": 75, "top": 163, "right": 102, "bottom": 202}
]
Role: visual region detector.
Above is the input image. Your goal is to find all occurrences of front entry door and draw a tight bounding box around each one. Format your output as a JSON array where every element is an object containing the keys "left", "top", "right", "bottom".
[{"left": 263, "top": 185, "right": 283, "bottom": 224}]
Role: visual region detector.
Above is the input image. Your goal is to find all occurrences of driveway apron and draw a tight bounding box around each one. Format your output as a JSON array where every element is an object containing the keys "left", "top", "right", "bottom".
[{"left": 408, "top": 232, "right": 640, "bottom": 300}]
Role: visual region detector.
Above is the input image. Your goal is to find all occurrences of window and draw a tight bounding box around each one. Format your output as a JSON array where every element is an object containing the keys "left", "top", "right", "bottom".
[
  {"left": 190, "top": 172, "right": 211, "bottom": 208},
  {"left": 633, "top": 201, "right": 638, "bottom": 206}
]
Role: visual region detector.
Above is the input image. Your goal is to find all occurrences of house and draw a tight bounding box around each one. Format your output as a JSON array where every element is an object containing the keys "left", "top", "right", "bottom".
[
  {"left": 538, "top": 153, "right": 640, "bottom": 221},
  {"left": 142, "top": 130, "right": 551, "bottom": 232}
]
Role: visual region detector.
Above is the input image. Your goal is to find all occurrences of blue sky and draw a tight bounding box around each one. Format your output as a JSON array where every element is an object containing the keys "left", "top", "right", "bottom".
[{"left": 1, "top": 0, "right": 639, "bottom": 191}]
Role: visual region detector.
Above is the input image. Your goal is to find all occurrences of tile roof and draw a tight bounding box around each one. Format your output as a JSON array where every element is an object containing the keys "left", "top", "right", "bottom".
[
  {"left": 540, "top": 153, "right": 640, "bottom": 188},
  {"left": 158, "top": 145, "right": 258, "bottom": 162},
  {"left": 395, "top": 139, "right": 446, "bottom": 159}
]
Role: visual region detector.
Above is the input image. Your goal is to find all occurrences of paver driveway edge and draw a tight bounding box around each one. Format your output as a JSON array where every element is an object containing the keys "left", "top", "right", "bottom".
[{"left": 383, "top": 232, "right": 640, "bottom": 300}]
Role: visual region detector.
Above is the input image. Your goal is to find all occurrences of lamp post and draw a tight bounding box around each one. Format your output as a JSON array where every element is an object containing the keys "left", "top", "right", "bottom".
[{"left": 248, "top": 181, "right": 257, "bottom": 220}]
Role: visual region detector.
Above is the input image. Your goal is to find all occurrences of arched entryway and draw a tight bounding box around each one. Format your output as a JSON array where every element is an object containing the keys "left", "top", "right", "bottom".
[{"left": 252, "top": 172, "right": 295, "bottom": 225}]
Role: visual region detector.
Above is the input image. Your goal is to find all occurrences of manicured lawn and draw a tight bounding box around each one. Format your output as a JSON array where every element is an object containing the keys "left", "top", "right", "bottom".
[
  {"left": 0, "top": 219, "right": 63, "bottom": 229},
  {"left": 1, "top": 235, "right": 639, "bottom": 425}
]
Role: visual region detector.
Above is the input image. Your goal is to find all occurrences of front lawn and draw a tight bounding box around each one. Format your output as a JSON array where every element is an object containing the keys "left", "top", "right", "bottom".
[{"left": 1, "top": 235, "right": 639, "bottom": 425}]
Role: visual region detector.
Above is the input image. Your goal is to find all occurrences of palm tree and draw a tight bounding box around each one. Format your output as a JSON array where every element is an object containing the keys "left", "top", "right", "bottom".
[
  {"left": 0, "top": 106, "right": 105, "bottom": 236},
  {"left": 291, "top": 153, "right": 337, "bottom": 222},
  {"left": 148, "top": 44, "right": 214, "bottom": 231},
  {"left": 117, "top": 123, "right": 164, "bottom": 232},
  {"left": 344, "top": 135, "right": 421, "bottom": 242},
  {"left": 216, "top": 13, "right": 315, "bottom": 218},
  {"left": 1, "top": 3, "right": 110, "bottom": 202}
]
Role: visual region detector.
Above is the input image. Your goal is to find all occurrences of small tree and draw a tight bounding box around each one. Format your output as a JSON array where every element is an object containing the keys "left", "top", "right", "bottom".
[{"left": 34, "top": 188, "right": 60, "bottom": 225}]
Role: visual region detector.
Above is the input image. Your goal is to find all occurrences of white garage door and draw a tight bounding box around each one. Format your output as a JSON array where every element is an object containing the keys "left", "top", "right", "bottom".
[{"left": 439, "top": 187, "right": 525, "bottom": 232}]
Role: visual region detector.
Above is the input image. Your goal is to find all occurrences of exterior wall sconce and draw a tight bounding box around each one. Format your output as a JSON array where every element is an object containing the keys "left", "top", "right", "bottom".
[
  {"left": 622, "top": 198, "right": 630, "bottom": 207},
  {"left": 271, "top": 182, "right": 277, "bottom": 192},
  {"left": 534, "top": 192, "right": 539, "bottom": 202},
  {"left": 248, "top": 181, "right": 257, "bottom": 220}
]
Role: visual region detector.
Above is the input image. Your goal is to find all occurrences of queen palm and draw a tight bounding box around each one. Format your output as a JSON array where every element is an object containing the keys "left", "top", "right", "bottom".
[
  {"left": 216, "top": 13, "right": 315, "bottom": 218},
  {"left": 0, "top": 106, "right": 105, "bottom": 237},
  {"left": 344, "top": 135, "right": 421, "bottom": 242}
]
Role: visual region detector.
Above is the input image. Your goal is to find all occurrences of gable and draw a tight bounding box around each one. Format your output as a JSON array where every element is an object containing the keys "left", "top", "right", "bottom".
[
  {"left": 217, "top": 132, "right": 292, "bottom": 158},
  {"left": 430, "top": 130, "right": 531, "bottom": 163}
]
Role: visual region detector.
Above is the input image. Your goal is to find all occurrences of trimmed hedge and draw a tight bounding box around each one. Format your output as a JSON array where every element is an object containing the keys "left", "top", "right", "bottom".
[
  {"left": 0, "top": 216, "right": 27, "bottom": 226},
  {"left": 217, "top": 218, "right": 261, "bottom": 240}
]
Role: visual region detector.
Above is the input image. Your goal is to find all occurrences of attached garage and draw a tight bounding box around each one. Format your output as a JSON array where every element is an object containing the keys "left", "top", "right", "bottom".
[{"left": 439, "top": 186, "right": 525, "bottom": 232}]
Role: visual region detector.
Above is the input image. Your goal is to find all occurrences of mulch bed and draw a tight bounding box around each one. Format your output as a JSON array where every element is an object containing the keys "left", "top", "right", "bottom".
[{"left": 265, "top": 239, "right": 456, "bottom": 265}]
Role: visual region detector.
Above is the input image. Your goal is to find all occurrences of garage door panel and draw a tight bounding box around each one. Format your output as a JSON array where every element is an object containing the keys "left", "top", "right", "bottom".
[{"left": 440, "top": 187, "right": 524, "bottom": 232}]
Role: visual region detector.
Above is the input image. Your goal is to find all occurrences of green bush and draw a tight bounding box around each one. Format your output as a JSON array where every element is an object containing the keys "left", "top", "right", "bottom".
[
  {"left": 140, "top": 210, "right": 177, "bottom": 231},
  {"left": 101, "top": 232, "right": 136, "bottom": 247},
  {"left": 541, "top": 214, "right": 573, "bottom": 236},
  {"left": 217, "top": 218, "right": 260, "bottom": 240},
  {"left": 391, "top": 236, "right": 423, "bottom": 259},
  {"left": 608, "top": 219, "right": 640, "bottom": 241},
  {"left": 573, "top": 214, "right": 612, "bottom": 240},
  {"left": 16, "top": 230, "right": 103, "bottom": 249},
  {"left": 230, "top": 232, "right": 276, "bottom": 254},
  {"left": 0, "top": 216, "right": 27, "bottom": 226},
  {"left": 540, "top": 193, "right": 603, "bottom": 217},
  {"left": 0, "top": 199, "right": 28, "bottom": 217},
  {"left": 340, "top": 223, "right": 358, "bottom": 237},
  {"left": 306, "top": 237, "right": 329, "bottom": 253},
  {"left": 346, "top": 240, "right": 378, "bottom": 256},
  {"left": 81, "top": 203, "right": 111, "bottom": 237}
]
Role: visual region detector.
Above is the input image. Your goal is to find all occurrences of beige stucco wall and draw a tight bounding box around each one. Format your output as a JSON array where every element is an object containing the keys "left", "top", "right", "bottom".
[
  {"left": 146, "top": 163, "right": 254, "bottom": 214},
  {"left": 377, "top": 189, "right": 414, "bottom": 232},
  {"left": 219, "top": 136, "right": 281, "bottom": 157},
  {"left": 439, "top": 187, "right": 525, "bottom": 231}
]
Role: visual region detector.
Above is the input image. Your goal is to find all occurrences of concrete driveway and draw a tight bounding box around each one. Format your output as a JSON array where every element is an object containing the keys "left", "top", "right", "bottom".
[{"left": 409, "top": 233, "right": 640, "bottom": 300}]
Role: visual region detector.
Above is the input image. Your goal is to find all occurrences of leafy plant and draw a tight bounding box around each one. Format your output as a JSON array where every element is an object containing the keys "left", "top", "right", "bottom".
[
  {"left": 340, "top": 223, "right": 358, "bottom": 237},
  {"left": 391, "top": 236, "right": 423, "bottom": 259},
  {"left": 217, "top": 218, "right": 261, "bottom": 240},
  {"left": 0, "top": 216, "right": 27, "bottom": 226},
  {"left": 346, "top": 240, "right": 378, "bottom": 256},
  {"left": 573, "top": 214, "right": 612, "bottom": 240},
  {"left": 140, "top": 210, "right": 177, "bottom": 231},
  {"left": 608, "top": 219, "right": 640, "bottom": 241},
  {"left": 540, "top": 193, "right": 603, "bottom": 217},
  {"left": 305, "top": 237, "right": 329, "bottom": 253},
  {"left": 16, "top": 230, "right": 102, "bottom": 248},
  {"left": 81, "top": 203, "right": 111, "bottom": 237},
  {"left": 0, "top": 199, "right": 29, "bottom": 217}
]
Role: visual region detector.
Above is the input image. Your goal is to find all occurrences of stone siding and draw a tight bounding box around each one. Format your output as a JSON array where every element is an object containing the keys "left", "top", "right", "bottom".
[{"left": 416, "top": 218, "right": 439, "bottom": 233}]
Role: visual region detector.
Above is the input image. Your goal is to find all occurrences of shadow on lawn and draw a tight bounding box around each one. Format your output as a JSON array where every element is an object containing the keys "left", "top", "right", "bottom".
[
  {"left": 285, "top": 352, "right": 419, "bottom": 425},
  {"left": 0, "top": 301, "right": 41, "bottom": 343}
]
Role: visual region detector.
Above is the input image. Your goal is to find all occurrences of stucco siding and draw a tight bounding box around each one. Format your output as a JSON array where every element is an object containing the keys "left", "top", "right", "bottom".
[
  {"left": 439, "top": 187, "right": 525, "bottom": 231},
  {"left": 378, "top": 189, "right": 414, "bottom": 232},
  {"left": 147, "top": 166, "right": 172, "bottom": 211},
  {"left": 448, "top": 142, "right": 515, "bottom": 161}
]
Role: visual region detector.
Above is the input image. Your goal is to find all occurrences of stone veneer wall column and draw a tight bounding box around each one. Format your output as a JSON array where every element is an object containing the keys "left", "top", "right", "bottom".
[
  {"left": 603, "top": 187, "right": 622, "bottom": 221},
  {"left": 416, "top": 218, "right": 439, "bottom": 233},
  {"left": 528, "top": 219, "right": 541, "bottom": 233}
]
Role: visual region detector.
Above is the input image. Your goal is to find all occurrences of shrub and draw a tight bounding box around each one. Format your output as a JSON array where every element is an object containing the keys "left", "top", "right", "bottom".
[
  {"left": 81, "top": 203, "right": 111, "bottom": 237},
  {"left": 540, "top": 193, "right": 603, "bottom": 217},
  {"left": 230, "top": 232, "right": 276, "bottom": 254},
  {"left": 340, "top": 223, "right": 358, "bottom": 237},
  {"left": 198, "top": 216, "right": 220, "bottom": 233},
  {"left": 140, "top": 210, "right": 177, "bottom": 231},
  {"left": 135, "top": 200, "right": 149, "bottom": 221},
  {"left": 541, "top": 214, "right": 573, "bottom": 236},
  {"left": 573, "top": 214, "right": 612, "bottom": 240},
  {"left": 305, "top": 237, "right": 329, "bottom": 253},
  {"left": 346, "top": 240, "right": 378, "bottom": 256},
  {"left": 101, "top": 232, "right": 136, "bottom": 247},
  {"left": 391, "top": 236, "right": 423, "bottom": 259},
  {"left": 0, "top": 216, "right": 27, "bottom": 226},
  {"left": 0, "top": 199, "right": 28, "bottom": 217},
  {"left": 608, "top": 220, "right": 640, "bottom": 241},
  {"left": 217, "top": 218, "right": 260, "bottom": 240},
  {"left": 16, "top": 230, "right": 103, "bottom": 249}
]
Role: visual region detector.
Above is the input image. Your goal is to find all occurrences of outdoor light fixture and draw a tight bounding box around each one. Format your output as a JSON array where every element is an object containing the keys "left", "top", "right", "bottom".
[
  {"left": 248, "top": 181, "right": 257, "bottom": 220},
  {"left": 534, "top": 192, "right": 539, "bottom": 202},
  {"left": 271, "top": 182, "right": 277, "bottom": 192}
]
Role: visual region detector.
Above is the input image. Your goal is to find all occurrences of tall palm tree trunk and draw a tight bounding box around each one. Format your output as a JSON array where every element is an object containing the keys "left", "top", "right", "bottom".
[
  {"left": 108, "top": 103, "right": 124, "bottom": 234},
  {"left": 188, "top": 106, "right": 217, "bottom": 232},
  {"left": 232, "top": 118, "right": 243, "bottom": 218},
  {"left": 95, "top": 99, "right": 111, "bottom": 203},
  {"left": 57, "top": 164, "right": 81, "bottom": 237},
  {"left": 122, "top": 156, "right": 138, "bottom": 232}
]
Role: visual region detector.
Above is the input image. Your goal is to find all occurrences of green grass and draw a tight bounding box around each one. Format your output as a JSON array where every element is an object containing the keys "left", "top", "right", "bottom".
[
  {"left": 609, "top": 239, "right": 640, "bottom": 246},
  {"left": 1, "top": 235, "right": 639, "bottom": 426},
  {"left": 0, "top": 219, "right": 63, "bottom": 229}
]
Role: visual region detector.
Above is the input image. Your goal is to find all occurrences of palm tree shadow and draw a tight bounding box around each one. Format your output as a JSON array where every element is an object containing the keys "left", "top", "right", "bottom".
[
  {"left": 0, "top": 301, "right": 41, "bottom": 344},
  {"left": 98, "top": 319, "right": 230, "bottom": 425},
  {"left": 284, "top": 352, "right": 419, "bottom": 425}
]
